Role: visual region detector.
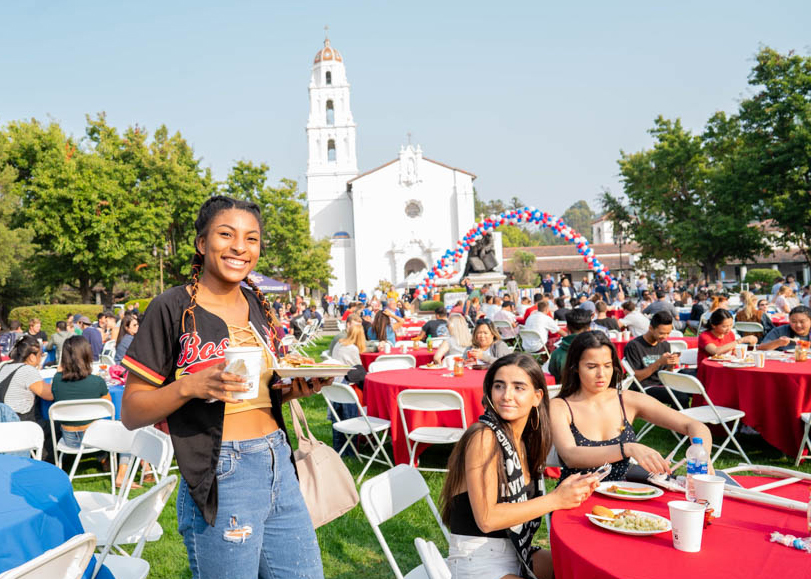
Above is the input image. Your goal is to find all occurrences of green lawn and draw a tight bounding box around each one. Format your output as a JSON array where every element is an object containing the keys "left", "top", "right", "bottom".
[{"left": 71, "top": 336, "right": 811, "bottom": 578}]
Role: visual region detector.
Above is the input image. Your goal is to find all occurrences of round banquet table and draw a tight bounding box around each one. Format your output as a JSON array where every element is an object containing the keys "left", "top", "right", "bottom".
[
  {"left": 551, "top": 475, "right": 810, "bottom": 579},
  {"left": 698, "top": 359, "right": 811, "bottom": 458},
  {"left": 606, "top": 309, "right": 625, "bottom": 320},
  {"left": 612, "top": 336, "right": 698, "bottom": 359},
  {"left": 772, "top": 315, "right": 789, "bottom": 327},
  {"left": 360, "top": 348, "right": 436, "bottom": 371},
  {"left": 365, "top": 367, "right": 555, "bottom": 465},
  {"left": 0, "top": 455, "right": 112, "bottom": 578}
]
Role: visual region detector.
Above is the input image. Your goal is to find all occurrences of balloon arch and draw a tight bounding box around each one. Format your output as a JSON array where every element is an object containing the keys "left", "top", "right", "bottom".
[{"left": 414, "top": 207, "right": 617, "bottom": 301}]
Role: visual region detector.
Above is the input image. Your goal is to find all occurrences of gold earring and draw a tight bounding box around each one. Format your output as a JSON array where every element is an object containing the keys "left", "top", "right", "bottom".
[{"left": 530, "top": 405, "right": 540, "bottom": 430}]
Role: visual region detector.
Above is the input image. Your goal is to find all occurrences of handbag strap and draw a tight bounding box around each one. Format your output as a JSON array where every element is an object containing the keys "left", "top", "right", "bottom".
[{"left": 288, "top": 399, "right": 317, "bottom": 444}]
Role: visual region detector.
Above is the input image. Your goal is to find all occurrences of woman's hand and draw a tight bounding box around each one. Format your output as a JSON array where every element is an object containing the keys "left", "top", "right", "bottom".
[
  {"left": 741, "top": 335, "right": 758, "bottom": 346},
  {"left": 550, "top": 473, "right": 599, "bottom": 510},
  {"left": 178, "top": 362, "right": 248, "bottom": 404},
  {"left": 276, "top": 377, "right": 332, "bottom": 403},
  {"left": 469, "top": 348, "right": 484, "bottom": 360},
  {"left": 625, "top": 442, "right": 670, "bottom": 474}
]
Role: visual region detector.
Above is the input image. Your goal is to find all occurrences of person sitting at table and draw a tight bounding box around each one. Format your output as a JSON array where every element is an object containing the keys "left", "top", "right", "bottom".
[
  {"left": 592, "top": 301, "right": 620, "bottom": 332},
  {"left": 433, "top": 314, "right": 473, "bottom": 363},
  {"left": 0, "top": 336, "right": 53, "bottom": 460},
  {"left": 440, "top": 353, "right": 598, "bottom": 579},
  {"left": 517, "top": 293, "right": 543, "bottom": 325},
  {"left": 735, "top": 291, "right": 765, "bottom": 342},
  {"left": 698, "top": 294, "right": 729, "bottom": 333},
  {"left": 524, "top": 300, "right": 565, "bottom": 352},
  {"left": 382, "top": 300, "right": 404, "bottom": 332},
  {"left": 417, "top": 307, "right": 449, "bottom": 342},
  {"left": 618, "top": 300, "right": 649, "bottom": 337},
  {"left": 114, "top": 314, "right": 139, "bottom": 365},
  {"left": 551, "top": 296, "right": 570, "bottom": 322},
  {"left": 464, "top": 296, "right": 481, "bottom": 324},
  {"left": 772, "top": 285, "right": 797, "bottom": 314},
  {"left": 493, "top": 299, "right": 519, "bottom": 341},
  {"left": 697, "top": 309, "right": 758, "bottom": 366},
  {"left": 548, "top": 308, "right": 592, "bottom": 382},
  {"left": 686, "top": 290, "right": 707, "bottom": 331},
  {"left": 551, "top": 331, "right": 714, "bottom": 483},
  {"left": 466, "top": 320, "right": 512, "bottom": 365},
  {"left": 623, "top": 311, "right": 690, "bottom": 408},
  {"left": 367, "top": 310, "right": 396, "bottom": 347},
  {"left": 47, "top": 321, "right": 74, "bottom": 367},
  {"left": 757, "top": 305, "right": 811, "bottom": 351}
]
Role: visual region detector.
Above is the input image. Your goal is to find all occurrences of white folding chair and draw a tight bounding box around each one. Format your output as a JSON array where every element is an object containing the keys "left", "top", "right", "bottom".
[
  {"left": 397, "top": 389, "right": 466, "bottom": 472},
  {"left": 369, "top": 354, "right": 417, "bottom": 373},
  {"left": 620, "top": 359, "right": 668, "bottom": 441},
  {"left": 492, "top": 320, "right": 515, "bottom": 343},
  {"left": 517, "top": 329, "right": 548, "bottom": 361},
  {"left": 320, "top": 382, "right": 394, "bottom": 483},
  {"left": 0, "top": 532, "right": 96, "bottom": 579},
  {"left": 668, "top": 339, "right": 689, "bottom": 353},
  {"left": 360, "top": 465, "right": 449, "bottom": 579},
  {"left": 48, "top": 399, "right": 115, "bottom": 481},
  {"left": 795, "top": 412, "right": 811, "bottom": 466},
  {"left": 69, "top": 420, "right": 135, "bottom": 497},
  {"left": 98, "top": 354, "right": 116, "bottom": 368},
  {"left": 81, "top": 428, "right": 174, "bottom": 546},
  {"left": 658, "top": 371, "right": 751, "bottom": 463},
  {"left": 679, "top": 348, "right": 698, "bottom": 368},
  {"left": 668, "top": 329, "right": 684, "bottom": 337},
  {"left": 91, "top": 474, "right": 178, "bottom": 579},
  {"left": 0, "top": 421, "right": 44, "bottom": 460},
  {"left": 100, "top": 340, "right": 117, "bottom": 360},
  {"left": 414, "top": 538, "right": 451, "bottom": 579},
  {"left": 734, "top": 321, "right": 764, "bottom": 334}
]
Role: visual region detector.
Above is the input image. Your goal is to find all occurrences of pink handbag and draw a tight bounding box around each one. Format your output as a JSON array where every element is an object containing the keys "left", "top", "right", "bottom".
[{"left": 288, "top": 399, "right": 359, "bottom": 528}]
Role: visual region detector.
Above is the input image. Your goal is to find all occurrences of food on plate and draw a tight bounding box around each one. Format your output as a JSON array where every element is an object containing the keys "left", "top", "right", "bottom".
[
  {"left": 605, "top": 485, "right": 657, "bottom": 497},
  {"left": 279, "top": 355, "right": 316, "bottom": 367},
  {"left": 592, "top": 505, "right": 616, "bottom": 519},
  {"left": 609, "top": 511, "right": 668, "bottom": 531},
  {"left": 422, "top": 362, "right": 442, "bottom": 369}
]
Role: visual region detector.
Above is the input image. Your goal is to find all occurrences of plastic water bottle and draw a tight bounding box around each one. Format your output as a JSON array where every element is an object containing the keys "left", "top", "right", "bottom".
[{"left": 685, "top": 437, "right": 709, "bottom": 502}]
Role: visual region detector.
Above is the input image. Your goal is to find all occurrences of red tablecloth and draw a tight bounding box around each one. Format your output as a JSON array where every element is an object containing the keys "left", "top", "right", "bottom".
[
  {"left": 698, "top": 359, "right": 811, "bottom": 457},
  {"left": 365, "top": 368, "right": 556, "bottom": 465},
  {"left": 360, "top": 348, "right": 436, "bottom": 371},
  {"left": 606, "top": 309, "right": 626, "bottom": 319},
  {"left": 772, "top": 315, "right": 790, "bottom": 327},
  {"left": 551, "top": 476, "right": 810, "bottom": 579},
  {"left": 612, "top": 336, "right": 698, "bottom": 359}
]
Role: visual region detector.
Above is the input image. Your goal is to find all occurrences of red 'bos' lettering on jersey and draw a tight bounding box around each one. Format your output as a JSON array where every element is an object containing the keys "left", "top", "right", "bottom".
[{"left": 177, "top": 333, "right": 230, "bottom": 372}]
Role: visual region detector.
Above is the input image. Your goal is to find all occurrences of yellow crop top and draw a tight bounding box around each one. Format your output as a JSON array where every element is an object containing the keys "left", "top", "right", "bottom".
[{"left": 223, "top": 323, "right": 275, "bottom": 415}]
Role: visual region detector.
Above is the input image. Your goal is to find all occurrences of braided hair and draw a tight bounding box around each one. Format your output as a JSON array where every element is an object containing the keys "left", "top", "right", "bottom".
[{"left": 182, "top": 195, "right": 283, "bottom": 340}]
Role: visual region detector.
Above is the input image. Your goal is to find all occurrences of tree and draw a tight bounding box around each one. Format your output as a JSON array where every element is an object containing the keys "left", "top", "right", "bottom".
[
  {"left": 738, "top": 47, "right": 811, "bottom": 265},
  {"left": 226, "top": 161, "right": 333, "bottom": 289},
  {"left": 616, "top": 116, "right": 769, "bottom": 281},
  {"left": 511, "top": 249, "right": 537, "bottom": 285},
  {"left": 561, "top": 200, "right": 595, "bottom": 243}
]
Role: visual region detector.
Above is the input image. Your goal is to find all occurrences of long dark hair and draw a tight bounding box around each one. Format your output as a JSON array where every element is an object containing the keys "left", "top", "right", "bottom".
[
  {"left": 440, "top": 353, "right": 551, "bottom": 525},
  {"left": 370, "top": 310, "right": 390, "bottom": 341},
  {"left": 707, "top": 308, "right": 733, "bottom": 330},
  {"left": 115, "top": 313, "right": 138, "bottom": 346},
  {"left": 61, "top": 336, "right": 93, "bottom": 381},
  {"left": 559, "top": 331, "right": 621, "bottom": 399},
  {"left": 182, "top": 195, "right": 283, "bottom": 342},
  {"left": 9, "top": 335, "right": 40, "bottom": 364}
]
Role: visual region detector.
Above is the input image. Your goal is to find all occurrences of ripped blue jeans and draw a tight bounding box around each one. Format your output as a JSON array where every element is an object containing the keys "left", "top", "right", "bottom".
[{"left": 177, "top": 430, "right": 324, "bottom": 579}]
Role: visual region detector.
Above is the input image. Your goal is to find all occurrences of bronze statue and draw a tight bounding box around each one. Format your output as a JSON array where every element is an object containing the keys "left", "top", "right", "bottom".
[{"left": 462, "top": 232, "right": 498, "bottom": 276}]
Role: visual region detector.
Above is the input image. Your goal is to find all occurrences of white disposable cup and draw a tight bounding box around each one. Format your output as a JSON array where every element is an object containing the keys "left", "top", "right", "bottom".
[
  {"left": 622, "top": 330, "right": 631, "bottom": 341},
  {"left": 693, "top": 474, "right": 725, "bottom": 518},
  {"left": 445, "top": 356, "right": 455, "bottom": 370},
  {"left": 668, "top": 500, "right": 705, "bottom": 552},
  {"left": 753, "top": 352, "right": 765, "bottom": 368},
  {"left": 384, "top": 342, "right": 391, "bottom": 354},
  {"left": 223, "top": 346, "right": 263, "bottom": 400},
  {"left": 735, "top": 344, "right": 746, "bottom": 359},
  {"left": 400, "top": 342, "right": 409, "bottom": 353}
]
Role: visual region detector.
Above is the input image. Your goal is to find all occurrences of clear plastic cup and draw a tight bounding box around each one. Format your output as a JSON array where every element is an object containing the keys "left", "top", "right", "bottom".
[
  {"left": 668, "top": 500, "right": 705, "bottom": 552},
  {"left": 224, "top": 346, "right": 263, "bottom": 400}
]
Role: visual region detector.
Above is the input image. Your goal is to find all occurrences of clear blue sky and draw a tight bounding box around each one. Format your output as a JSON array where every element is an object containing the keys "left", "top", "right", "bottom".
[{"left": 1, "top": 1, "right": 808, "bottom": 216}]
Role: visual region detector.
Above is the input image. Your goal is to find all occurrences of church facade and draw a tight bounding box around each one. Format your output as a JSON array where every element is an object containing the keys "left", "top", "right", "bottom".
[{"left": 306, "top": 37, "right": 476, "bottom": 296}]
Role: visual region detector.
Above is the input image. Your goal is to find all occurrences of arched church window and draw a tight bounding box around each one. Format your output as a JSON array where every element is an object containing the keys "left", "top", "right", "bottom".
[
  {"left": 326, "top": 100, "right": 334, "bottom": 126},
  {"left": 328, "top": 139, "right": 336, "bottom": 162},
  {"left": 404, "top": 258, "right": 427, "bottom": 276},
  {"left": 325, "top": 71, "right": 332, "bottom": 85}
]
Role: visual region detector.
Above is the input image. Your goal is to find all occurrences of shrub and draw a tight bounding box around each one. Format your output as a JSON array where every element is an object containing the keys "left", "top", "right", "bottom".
[
  {"left": 125, "top": 298, "right": 153, "bottom": 313},
  {"left": 8, "top": 305, "right": 103, "bottom": 336},
  {"left": 744, "top": 268, "right": 783, "bottom": 286},
  {"left": 419, "top": 300, "right": 444, "bottom": 312}
]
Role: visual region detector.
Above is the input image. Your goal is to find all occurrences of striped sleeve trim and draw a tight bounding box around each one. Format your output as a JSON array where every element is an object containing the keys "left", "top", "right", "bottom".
[{"left": 122, "top": 356, "right": 166, "bottom": 386}]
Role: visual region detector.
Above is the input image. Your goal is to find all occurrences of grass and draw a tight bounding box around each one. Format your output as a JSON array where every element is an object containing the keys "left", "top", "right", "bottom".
[{"left": 71, "top": 335, "right": 811, "bottom": 578}]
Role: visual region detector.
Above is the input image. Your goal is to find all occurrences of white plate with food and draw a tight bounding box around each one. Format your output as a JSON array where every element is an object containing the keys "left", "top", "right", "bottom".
[
  {"left": 720, "top": 361, "right": 756, "bottom": 368},
  {"left": 418, "top": 363, "right": 444, "bottom": 370},
  {"left": 595, "top": 482, "right": 664, "bottom": 501},
  {"left": 586, "top": 507, "right": 671, "bottom": 536},
  {"left": 274, "top": 364, "right": 352, "bottom": 378}
]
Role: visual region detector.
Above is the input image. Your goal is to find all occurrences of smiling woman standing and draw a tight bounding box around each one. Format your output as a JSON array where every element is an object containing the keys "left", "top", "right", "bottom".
[{"left": 121, "top": 196, "right": 325, "bottom": 579}]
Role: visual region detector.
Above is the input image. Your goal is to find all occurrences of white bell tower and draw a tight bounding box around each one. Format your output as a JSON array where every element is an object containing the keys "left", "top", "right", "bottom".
[{"left": 306, "top": 29, "right": 359, "bottom": 295}]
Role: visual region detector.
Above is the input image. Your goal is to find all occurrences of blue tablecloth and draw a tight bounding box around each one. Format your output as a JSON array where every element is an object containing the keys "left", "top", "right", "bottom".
[
  {"left": 0, "top": 455, "right": 112, "bottom": 578},
  {"left": 40, "top": 384, "right": 124, "bottom": 420}
]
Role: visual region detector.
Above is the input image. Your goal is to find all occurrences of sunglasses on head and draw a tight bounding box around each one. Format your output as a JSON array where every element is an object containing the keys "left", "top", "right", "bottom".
[{"left": 475, "top": 318, "right": 492, "bottom": 325}]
